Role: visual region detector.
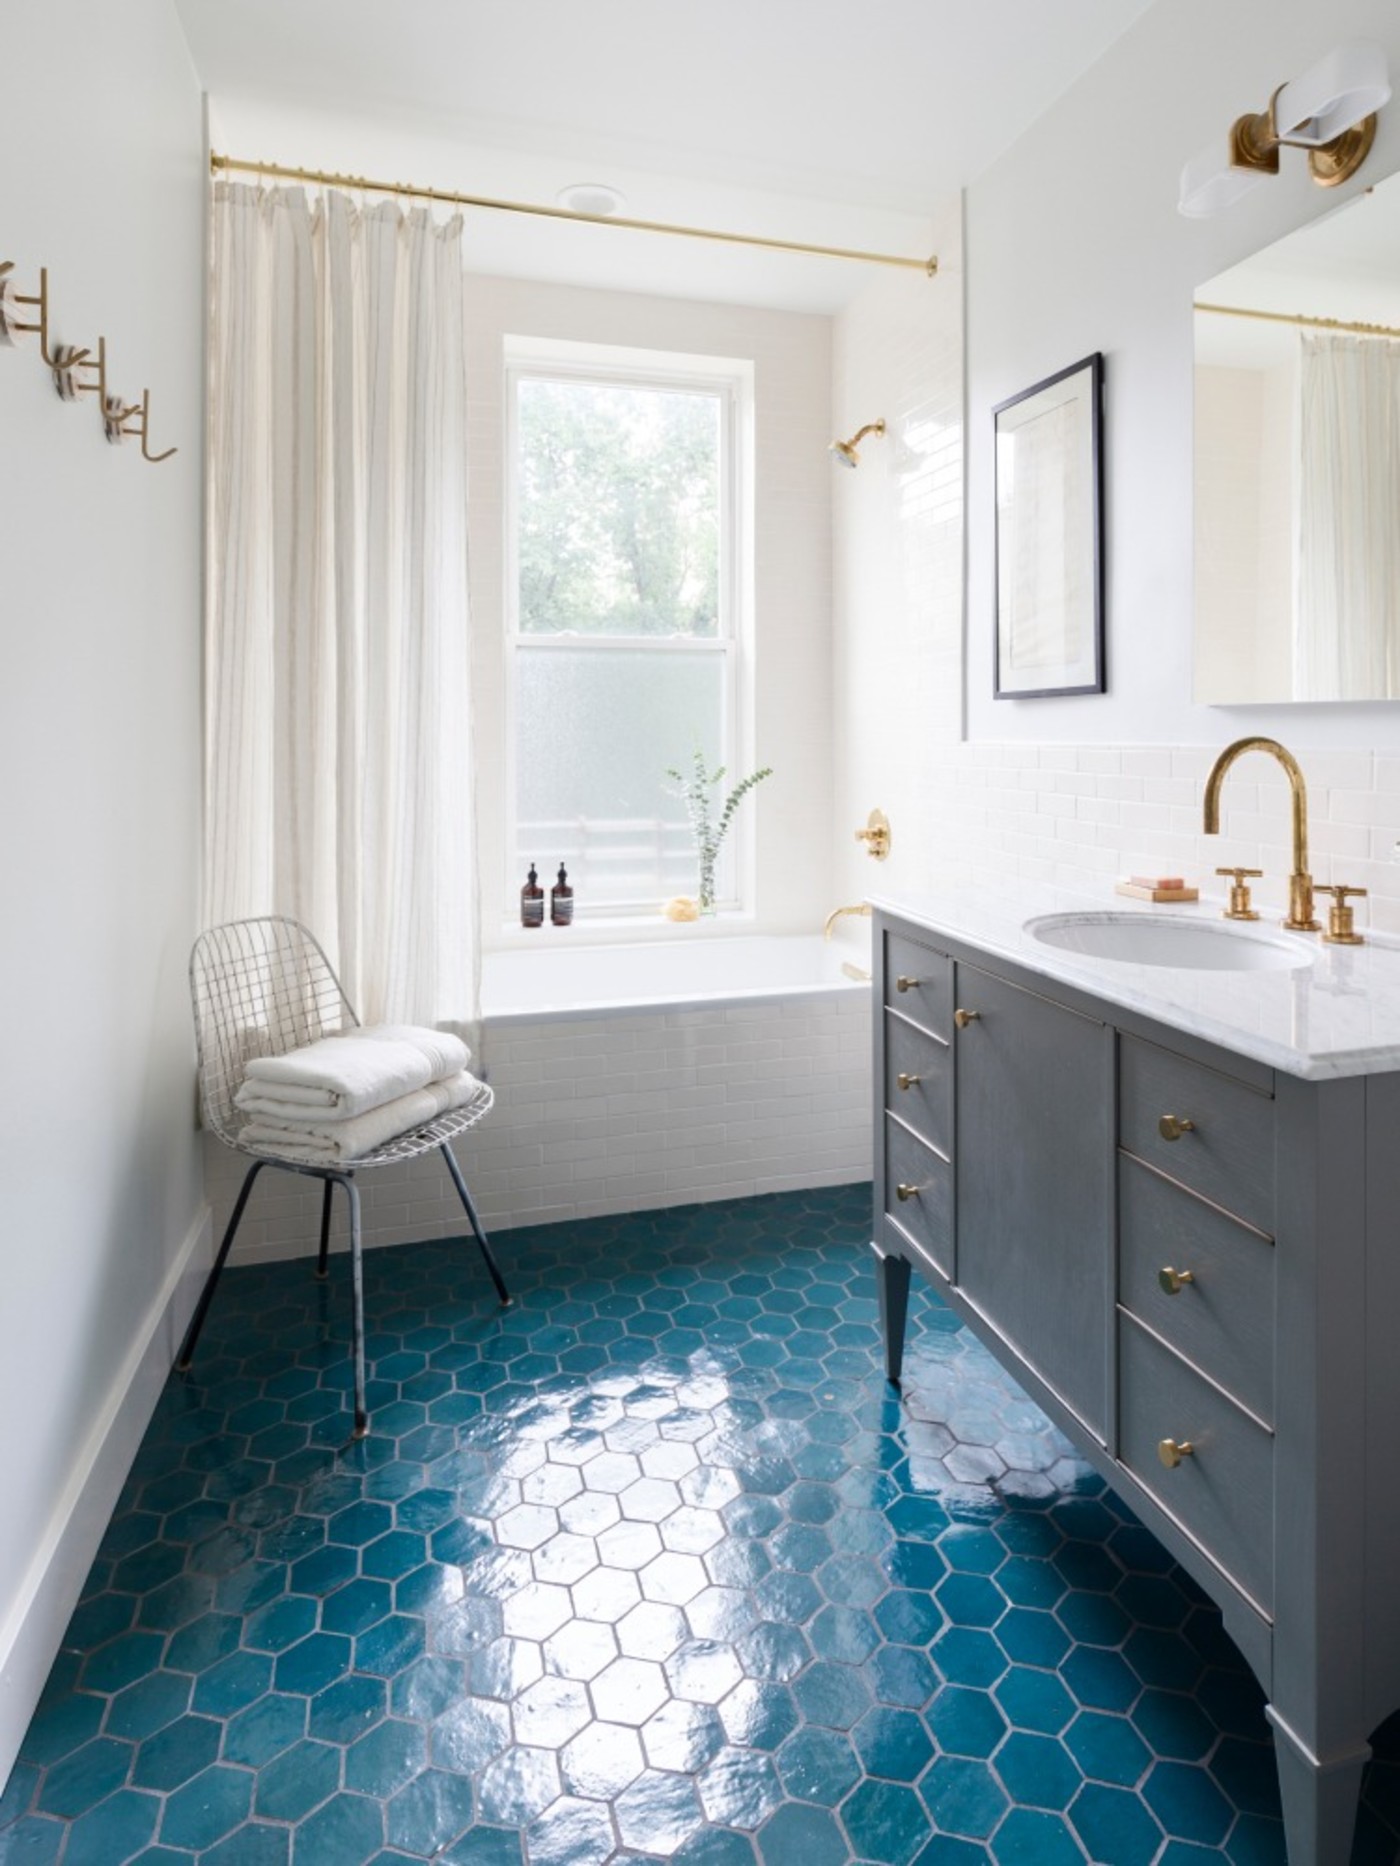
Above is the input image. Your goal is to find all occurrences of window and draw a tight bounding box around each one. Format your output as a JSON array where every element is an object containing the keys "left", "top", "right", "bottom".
[{"left": 506, "top": 338, "right": 751, "bottom": 917}]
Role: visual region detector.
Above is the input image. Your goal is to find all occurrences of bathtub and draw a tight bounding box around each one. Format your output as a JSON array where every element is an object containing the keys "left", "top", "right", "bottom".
[
  {"left": 213, "top": 934, "right": 873, "bottom": 1264},
  {"left": 480, "top": 933, "right": 866, "bottom": 1022}
]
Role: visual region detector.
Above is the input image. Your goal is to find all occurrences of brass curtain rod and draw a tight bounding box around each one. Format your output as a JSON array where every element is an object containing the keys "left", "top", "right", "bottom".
[
  {"left": 1196, "top": 300, "right": 1400, "bottom": 340},
  {"left": 209, "top": 153, "right": 938, "bottom": 277}
]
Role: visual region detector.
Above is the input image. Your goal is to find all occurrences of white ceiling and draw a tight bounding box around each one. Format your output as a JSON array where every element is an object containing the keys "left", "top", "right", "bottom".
[{"left": 178, "top": 0, "right": 1158, "bottom": 309}]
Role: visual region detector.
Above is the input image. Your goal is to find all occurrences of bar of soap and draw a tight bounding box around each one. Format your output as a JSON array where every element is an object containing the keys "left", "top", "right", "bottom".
[{"left": 1129, "top": 875, "right": 1185, "bottom": 891}]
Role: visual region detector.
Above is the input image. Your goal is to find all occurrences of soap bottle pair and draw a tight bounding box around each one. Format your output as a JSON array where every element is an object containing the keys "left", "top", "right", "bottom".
[{"left": 520, "top": 863, "right": 573, "bottom": 928}]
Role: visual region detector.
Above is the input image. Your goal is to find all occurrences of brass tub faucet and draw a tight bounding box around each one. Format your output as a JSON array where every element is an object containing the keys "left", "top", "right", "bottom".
[
  {"left": 824, "top": 902, "right": 872, "bottom": 939},
  {"left": 1202, "top": 736, "right": 1319, "bottom": 931}
]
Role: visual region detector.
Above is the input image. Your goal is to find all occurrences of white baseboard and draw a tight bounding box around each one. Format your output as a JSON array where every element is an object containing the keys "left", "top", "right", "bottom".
[{"left": 0, "top": 1202, "right": 213, "bottom": 1790}]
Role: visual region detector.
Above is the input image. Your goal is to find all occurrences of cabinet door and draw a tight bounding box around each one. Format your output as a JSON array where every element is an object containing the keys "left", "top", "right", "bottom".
[{"left": 954, "top": 961, "right": 1112, "bottom": 1441}]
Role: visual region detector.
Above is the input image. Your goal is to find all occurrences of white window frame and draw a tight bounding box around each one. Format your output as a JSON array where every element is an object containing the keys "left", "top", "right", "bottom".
[{"left": 503, "top": 335, "right": 755, "bottom": 923}]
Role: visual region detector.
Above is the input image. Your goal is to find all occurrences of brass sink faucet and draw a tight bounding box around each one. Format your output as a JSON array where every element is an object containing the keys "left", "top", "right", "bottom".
[{"left": 1202, "top": 736, "right": 1319, "bottom": 931}]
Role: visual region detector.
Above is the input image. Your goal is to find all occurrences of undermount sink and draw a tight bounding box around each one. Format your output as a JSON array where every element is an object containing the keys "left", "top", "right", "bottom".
[{"left": 1025, "top": 912, "right": 1314, "bottom": 972}]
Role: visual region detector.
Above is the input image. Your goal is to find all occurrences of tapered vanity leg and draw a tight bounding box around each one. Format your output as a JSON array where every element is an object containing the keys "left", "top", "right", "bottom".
[
  {"left": 873, "top": 1241, "right": 912, "bottom": 1385},
  {"left": 1267, "top": 1707, "right": 1368, "bottom": 1866}
]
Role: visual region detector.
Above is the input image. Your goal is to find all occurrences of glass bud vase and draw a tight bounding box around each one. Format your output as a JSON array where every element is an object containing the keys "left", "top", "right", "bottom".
[{"left": 697, "top": 850, "right": 718, "bottom": 916}]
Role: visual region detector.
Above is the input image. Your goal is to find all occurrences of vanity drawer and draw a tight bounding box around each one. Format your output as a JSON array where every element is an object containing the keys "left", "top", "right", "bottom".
[
  {"left": 1118, "top": 1157, "right": 1274, "bottom": 1425},
  {"left": 884, "top": 1011, "right": 952, "bottom": 1155},
  {"left": 1118, "top": 1035, "right": 1275, "bottom": 1235},
  {"left": 883, "top": 931, "right": 951, "bottom": 1039},
  {"left": 1118, "top": 1314, "right": 1273, "bottom": 1612},
  {"left": 885, "top": 1115, "right": 952, "bottom": 1281}
]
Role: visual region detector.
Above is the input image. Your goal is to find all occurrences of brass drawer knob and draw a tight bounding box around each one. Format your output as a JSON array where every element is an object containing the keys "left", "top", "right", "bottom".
[
  {"left": 954, "top": 1008, "right": 979, "bottom": 1030},
  {"left": 895, "top": 1182, "right": 920, "bottom": 1203},
  {"left": 1158, "top": 1438, "right": 1195, "bottom": 1469},
  {"left": 1158, "top": 1266, "right": 1195, "bottom": 1296},
  {"left": 1158, "top": 1113, "right": 1196, "bottom": 1142},
  {"left": 895, "top": 975, "right": 920, "bottom": 993},
  {"left": 896, "top": 1072, "right": 921, "bottom": 1091}
]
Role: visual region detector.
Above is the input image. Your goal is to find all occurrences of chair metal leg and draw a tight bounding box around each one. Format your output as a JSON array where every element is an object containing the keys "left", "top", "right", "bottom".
[
  {"left": 440, "top": 1143, "right": 510, "bottom": 1305},
  {"left": 316, "top": 1180, "right": 334, "bottom": 1279},
  {"left": 343, "top": 1173, "right": 368, "bottom": 1439},
  {"left": 177, "top": 1159, "right": 267, "bottom": 1373}
]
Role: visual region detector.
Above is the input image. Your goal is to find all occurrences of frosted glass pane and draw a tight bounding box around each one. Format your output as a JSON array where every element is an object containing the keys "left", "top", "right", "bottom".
[
  {"left": 515, "top": 647, "right": 729, "bottom": 908},
  {"left": 517, "top": 377, "right": 721, "bottom": 637}
]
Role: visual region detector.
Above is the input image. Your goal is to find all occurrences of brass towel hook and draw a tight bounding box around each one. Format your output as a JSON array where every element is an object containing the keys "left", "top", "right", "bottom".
[
  {"left": 0, "top": 264, "right": 84, "bottom": 370},
  {"left": 52, "top": 333, "right": 108, "bottom": 406},
  {"left": 104, "top": 387, "right": 177, "bottom": 464}
]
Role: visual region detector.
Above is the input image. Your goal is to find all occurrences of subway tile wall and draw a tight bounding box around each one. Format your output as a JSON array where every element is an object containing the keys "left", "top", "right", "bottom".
[
  {"left": 927, "top": 741, "right": 1400, "bottom": 933},
  {"left": 209, "top": 993, "right": 874, "bottom": 1266}
]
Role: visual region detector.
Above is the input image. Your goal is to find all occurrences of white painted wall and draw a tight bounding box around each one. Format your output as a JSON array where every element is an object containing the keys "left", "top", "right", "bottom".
[
  {"left": 829, "top": 202, "right": 965, "bottom": 939},
  {"left": 465, "top": 276, "right": 834, "bottom": 946},
  {"left": 964, "top": 0, "right": 1400, "bottom": 753},
  {"left": 0, "top": 0, "right": 207, "bottom": 1785}
]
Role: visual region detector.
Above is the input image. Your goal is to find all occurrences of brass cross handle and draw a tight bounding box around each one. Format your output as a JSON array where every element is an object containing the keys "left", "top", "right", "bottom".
[
  {"left": 1216, "top": 866, "right": 1263, "bottom": 922},
  {"left": 1158, "top": 1438, "right": 1195, "bottom": 1469},
  {"left": 1158, "top": 1114, "right": 1196, "bottom": 1142},
  {"left": 895, "top": 976, "right": 920, "bottom": 993},
  {"left": 1158, "top": 1267, "right": 1195, "bottom": 1296},
  {"left": 954, "top": 1009, "right": 979, "bottom": 1030},
  {"left": 896, "top": 1073, "right": 921, "bottom": 1091},
  {"left": 895, "top": 1183, "right": 920, "bottom": 1203}
]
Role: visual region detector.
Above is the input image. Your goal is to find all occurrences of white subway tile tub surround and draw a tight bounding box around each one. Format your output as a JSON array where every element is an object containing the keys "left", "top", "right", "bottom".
[
  {"left": 926, "top": 742, "right": 1400, "bottom": 937},
  {"left": 209, "top": 938, "right": 873, "bottom": 1265}
]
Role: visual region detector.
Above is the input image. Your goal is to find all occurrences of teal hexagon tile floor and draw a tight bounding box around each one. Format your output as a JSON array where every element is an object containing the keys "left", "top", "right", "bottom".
[{"left": 5, "top": 1184, "right": 1400, "bottom": 1865}]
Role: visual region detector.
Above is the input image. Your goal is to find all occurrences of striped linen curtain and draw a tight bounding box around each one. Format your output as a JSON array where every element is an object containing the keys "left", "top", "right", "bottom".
[{"left": 205, "top": 183, "right": 478, "bottom": 1028}]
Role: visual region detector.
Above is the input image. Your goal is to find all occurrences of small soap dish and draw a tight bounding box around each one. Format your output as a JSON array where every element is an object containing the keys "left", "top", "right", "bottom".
[{"left": 1115, "top": 879, "right": 1199, "bottom": 903}]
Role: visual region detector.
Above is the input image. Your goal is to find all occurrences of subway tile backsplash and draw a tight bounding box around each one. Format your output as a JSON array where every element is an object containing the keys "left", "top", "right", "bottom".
[{"left": 930, "top": 741, "right": 1400, "bottom": 934}]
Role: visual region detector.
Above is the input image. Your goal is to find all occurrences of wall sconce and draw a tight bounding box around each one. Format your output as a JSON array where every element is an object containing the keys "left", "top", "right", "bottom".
[
  {"left": 1178, "top": 39, "right": 1390, "bottom": 217},
  {"left": 829, "top": 419, "right": 886, "bottom": 468}
]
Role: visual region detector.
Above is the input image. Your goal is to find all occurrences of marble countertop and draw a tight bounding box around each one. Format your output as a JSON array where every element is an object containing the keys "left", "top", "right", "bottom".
[{"left": 868, "top": 884, "right": 1400, "bottom": 1082}]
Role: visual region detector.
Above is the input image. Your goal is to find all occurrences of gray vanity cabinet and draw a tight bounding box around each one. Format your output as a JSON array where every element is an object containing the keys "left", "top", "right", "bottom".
[
  {"left": 870, "top": 906, "right": 1400, "bottom": 1866},
  {"left": 952, "top": 962, "right": 1112, "bottom": 1442}
]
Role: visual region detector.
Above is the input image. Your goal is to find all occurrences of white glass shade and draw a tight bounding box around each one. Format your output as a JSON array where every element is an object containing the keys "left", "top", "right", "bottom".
[
  {"left": 1177, "top": 138, "right": 1270, "bottom": 218},
  {"left": 1275, "top": 38, "right": 1390, "bottom": 146}
]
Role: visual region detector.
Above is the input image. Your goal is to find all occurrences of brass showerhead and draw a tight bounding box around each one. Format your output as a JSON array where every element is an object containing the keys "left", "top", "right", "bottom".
[{"left": 829, "top": 418, "right": 886, "bottom": 468}]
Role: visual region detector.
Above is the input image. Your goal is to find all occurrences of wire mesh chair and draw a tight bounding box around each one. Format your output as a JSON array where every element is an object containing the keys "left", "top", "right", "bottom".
[{"left": 180, "top": 915, "right": 509, "bottom": 1437}]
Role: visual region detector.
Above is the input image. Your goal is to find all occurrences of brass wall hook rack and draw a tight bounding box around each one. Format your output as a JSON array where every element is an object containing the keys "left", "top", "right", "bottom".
[
  {"left": 0, "top": 263, "right": 79, "bottom": 368},
  {"left": 52, "top": 334, "right": 106, "bottom": 404},
  {"left": 104, "top": 387, "right": 176, "bottom": 464}
]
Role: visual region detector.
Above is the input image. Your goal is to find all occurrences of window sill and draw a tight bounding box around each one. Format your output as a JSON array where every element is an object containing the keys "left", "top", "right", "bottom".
[{"left": 487, "top": 910, "right": 756, "bottom": 954}]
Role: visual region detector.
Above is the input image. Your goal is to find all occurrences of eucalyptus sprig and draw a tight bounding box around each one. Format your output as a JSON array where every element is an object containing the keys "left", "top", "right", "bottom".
[{"left": 666, "top": 750, "right": 773, "bottom": 912}]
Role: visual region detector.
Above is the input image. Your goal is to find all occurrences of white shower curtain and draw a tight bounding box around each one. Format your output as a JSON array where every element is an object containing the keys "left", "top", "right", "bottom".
[
  {"left": 1295, "top": 330, "right": 1400, "bottom": 700},
  {"left": 206, "top": 183, "right": 477, "bottom": 1027}
]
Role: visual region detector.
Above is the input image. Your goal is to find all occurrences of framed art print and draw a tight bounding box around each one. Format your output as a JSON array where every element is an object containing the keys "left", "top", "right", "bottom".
[{"left": 993, "top": 352, "right": 1104, "bottom": 698}]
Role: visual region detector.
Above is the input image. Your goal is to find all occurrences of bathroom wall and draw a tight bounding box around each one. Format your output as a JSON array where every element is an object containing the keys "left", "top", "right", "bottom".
[
  {"left": 464, "top": 275, "right": 834, "bottom": 946},
  {"left": 829, "top": 201, "right": 966, "bottom": 922},
  {"left": 945, "top": 0, "right": 1400, "bottom": 929},
  {"left": 0, "top": 0, "right": 207, "bottom": 1784}
]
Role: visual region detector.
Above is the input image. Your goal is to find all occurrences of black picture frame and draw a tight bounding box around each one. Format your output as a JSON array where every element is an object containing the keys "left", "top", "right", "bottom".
[{"left": 993, "top": 352, "right": 1105, "bottom": 699}]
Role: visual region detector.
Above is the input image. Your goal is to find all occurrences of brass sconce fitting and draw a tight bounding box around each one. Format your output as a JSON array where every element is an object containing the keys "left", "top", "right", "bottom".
[
  {"left": 855, "top": 809, "right": 891, "bottom": 862},
  {"left": 1179, "top": 40, "right": 1391, "bottom": 216}
]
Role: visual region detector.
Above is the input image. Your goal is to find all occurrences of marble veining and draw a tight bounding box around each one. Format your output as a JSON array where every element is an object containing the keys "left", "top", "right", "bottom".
[{"left": 870, "top": 885, "right": 1400, "bottom": 1080}]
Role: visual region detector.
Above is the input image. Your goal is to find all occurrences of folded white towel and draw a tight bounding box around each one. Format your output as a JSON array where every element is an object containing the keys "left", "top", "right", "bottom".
[
  {"left": 238, "top": 1070, "right": 485, "bottom": 1164},
  {"left": 235, "top": 1023, "right": 470, "bottom": 1122}
]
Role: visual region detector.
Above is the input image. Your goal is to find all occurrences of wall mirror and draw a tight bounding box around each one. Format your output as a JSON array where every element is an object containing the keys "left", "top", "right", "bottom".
[{"left": 1193, "top": 168, "right": 1400, "bottom": 703}]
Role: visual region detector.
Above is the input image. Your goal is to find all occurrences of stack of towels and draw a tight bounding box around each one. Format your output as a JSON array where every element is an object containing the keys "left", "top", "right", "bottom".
[{"left": 234, "top": 1024, "right": 482, "bottom": 1165}]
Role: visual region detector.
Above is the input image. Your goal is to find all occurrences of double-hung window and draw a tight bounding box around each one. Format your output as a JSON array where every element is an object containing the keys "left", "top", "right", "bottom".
[{"left": 506, "top": 337, "right": 751, "bottom": 918}]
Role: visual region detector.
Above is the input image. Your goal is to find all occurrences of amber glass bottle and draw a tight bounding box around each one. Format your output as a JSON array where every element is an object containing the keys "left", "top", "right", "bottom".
[
  {"left": 550, "top": 863, "right": 574, "bottom": 927},
  {"left": 521, "top": 863, "right": 544, "bottom": 928}
]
